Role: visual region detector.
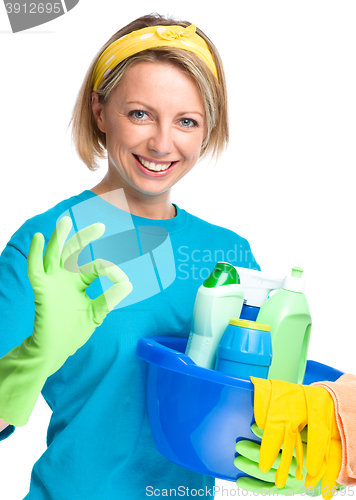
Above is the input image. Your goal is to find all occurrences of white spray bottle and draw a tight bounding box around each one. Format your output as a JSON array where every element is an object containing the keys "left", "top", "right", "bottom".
[{"left": 235, "top": 267, "right": 284, "bottom": 321}]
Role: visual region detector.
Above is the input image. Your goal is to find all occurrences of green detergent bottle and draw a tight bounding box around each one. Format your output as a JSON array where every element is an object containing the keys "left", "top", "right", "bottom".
[{"left": 256, "top": 266, "right": 312, "bottom": 384}]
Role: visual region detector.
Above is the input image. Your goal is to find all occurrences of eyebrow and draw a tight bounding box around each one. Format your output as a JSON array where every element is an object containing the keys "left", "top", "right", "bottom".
[{"left": 126, "top": 101, "right": 204, "bottom": 118}]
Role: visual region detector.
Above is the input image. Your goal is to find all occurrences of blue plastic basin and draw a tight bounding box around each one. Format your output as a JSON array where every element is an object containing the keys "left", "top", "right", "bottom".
[{"left": 135, "top": 336, "right": 343, "bottom": 482}]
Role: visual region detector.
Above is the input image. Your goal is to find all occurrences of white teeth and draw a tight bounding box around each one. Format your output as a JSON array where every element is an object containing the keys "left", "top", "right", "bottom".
[{"left": 137, "top": 156, "right": 172, "bottom": 172}]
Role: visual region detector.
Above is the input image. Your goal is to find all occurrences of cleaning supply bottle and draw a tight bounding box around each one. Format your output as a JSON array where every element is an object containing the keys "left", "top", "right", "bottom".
[
  {"left": 214, "top": 319, "right": 272, "bottom": 380},
  {"left": 235, "top": 267, "right": 284, "bottom": 321},
  {"left": 256, "top": 266, "right": 312, "bottom": 384},
  {"left": 185, "top": 262, "right": 245, "bottom": 369}
]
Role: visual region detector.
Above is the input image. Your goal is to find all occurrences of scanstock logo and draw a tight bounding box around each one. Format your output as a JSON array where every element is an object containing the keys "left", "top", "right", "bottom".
[{"left": 4, "top": 0, "right": 79, "bottom": 32}]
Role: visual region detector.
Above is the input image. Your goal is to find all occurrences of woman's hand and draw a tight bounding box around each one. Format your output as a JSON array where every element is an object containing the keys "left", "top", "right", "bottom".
[
  {"left": 0, "top": 216, "right": 133, "bottom": 427},
  {"left": 28, "top": 216, "right": 133, "bottom": 375}
]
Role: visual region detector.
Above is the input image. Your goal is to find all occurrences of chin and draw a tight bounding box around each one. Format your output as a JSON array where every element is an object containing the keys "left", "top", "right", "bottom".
[{"left": 136, "top": 185, "right": 171, "bottom": 196}]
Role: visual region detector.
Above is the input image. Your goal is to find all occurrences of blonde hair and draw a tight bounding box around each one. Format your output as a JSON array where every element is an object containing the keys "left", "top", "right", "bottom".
[{"left": 70, "top": 13, "right": 229, "bottom": 171}]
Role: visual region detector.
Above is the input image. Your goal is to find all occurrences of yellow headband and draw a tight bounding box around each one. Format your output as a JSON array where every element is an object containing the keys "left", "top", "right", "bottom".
[{"left": 91, "top": 24, "right": 218, "bottom": 91}]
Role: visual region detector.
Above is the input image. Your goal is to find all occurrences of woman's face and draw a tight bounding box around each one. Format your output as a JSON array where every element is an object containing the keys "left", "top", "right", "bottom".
[{"left": 92, "top": 61, "right": 206, "bottom": 198}]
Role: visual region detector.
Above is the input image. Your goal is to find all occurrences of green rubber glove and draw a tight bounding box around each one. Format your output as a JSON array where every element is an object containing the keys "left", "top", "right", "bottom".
[
  {"left": 235, "top": 424, "right": 321, "bottom": 496},
  {"left": 0, "top": 216, "right": 133, "bottom": 427}
]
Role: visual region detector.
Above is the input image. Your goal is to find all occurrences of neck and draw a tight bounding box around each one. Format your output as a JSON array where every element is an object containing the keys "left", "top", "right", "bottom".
[{"left": 90, "top": 175, "right": 176, "bottom": 220}]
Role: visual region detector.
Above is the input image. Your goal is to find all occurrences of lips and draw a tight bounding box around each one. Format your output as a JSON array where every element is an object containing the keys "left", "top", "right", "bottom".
[
  {"left": 135, "top": 155, "right": 172, "bottom": 171},
  {"left": 132, "top": 154, "right": 178, "bottom": 177}
]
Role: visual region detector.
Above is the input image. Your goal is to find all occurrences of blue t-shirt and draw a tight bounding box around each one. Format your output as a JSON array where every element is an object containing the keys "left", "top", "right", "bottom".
[{"left": 0, "top": 190, "right": 260, "bottom": 499}]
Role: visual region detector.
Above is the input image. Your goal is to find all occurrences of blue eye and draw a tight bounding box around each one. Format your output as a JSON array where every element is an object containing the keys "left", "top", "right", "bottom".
[
  {"left": 130, "top": 110, "right": 148, "bottom": 120},
  {"left": 181, "top": 118, "right": 198, "bottom": 128}
]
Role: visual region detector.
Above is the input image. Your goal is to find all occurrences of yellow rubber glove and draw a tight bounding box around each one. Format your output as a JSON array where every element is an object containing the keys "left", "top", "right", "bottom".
[
  {"left": 302, "top": 386, "right": 342, "bottom": 500},
  {"left": 251, "top": 377, "right": 307, "bottom": 488},
  {"left": 251, "top": 377, "right": 343, "bottom": 500},
  {"left": 235, "top": 424, "right": 344, "bottom": 499},
  {"left": 235, "top": 425, "right": 318, "bottom": 496}
]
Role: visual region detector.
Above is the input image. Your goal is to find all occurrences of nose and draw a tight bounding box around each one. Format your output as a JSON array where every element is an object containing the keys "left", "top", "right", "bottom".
[{"left": 147, "top": 122, "right": 173, "bottom": 157}]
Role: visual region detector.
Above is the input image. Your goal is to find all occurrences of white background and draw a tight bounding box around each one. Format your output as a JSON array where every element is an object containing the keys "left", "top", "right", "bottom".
[{"left": 0, "top": 1, "right": 355, "bottom": 498}]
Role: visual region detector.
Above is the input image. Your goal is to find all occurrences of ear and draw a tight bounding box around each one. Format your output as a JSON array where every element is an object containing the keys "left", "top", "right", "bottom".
[{"left": 91, "top": 92, "right": 106, "bottom": 133}]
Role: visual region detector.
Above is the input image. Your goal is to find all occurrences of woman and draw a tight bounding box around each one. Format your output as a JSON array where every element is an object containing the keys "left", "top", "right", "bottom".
[{"left": 0, "top": 13, "right": 259, "bottom": 500}]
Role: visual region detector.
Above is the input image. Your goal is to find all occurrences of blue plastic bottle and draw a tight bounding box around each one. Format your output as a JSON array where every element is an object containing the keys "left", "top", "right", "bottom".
[{"left": 215, "top": 319, "right": 272, "bottom": 379}]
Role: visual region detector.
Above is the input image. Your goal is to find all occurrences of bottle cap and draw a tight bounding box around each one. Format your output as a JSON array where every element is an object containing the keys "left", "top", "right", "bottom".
[
  {"left": 203, "top": 262, "right": 240, "bottom": 288},
  {"left": 282, "top": 266, "right": 306, "bottom": 293},
  {"left": 291, "top": 266, "right": 304, "bottom": 278},
  {"left": 229, "top": 318, "right": 271, "bottom": 332}
]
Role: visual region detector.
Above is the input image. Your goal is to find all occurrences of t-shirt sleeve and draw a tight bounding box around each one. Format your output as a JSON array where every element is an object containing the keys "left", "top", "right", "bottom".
[
  {"left": 243, "top": 239, "right": 261, "bottom": 271},
  {"left": 0, "top": 240, "right": 37, "bottom": 439},
  {"left": 0, "top": 242, "right": 36, "bottom": 355},
  {"left": 230, "top": 233, "right": 261, "bottom": 271}
]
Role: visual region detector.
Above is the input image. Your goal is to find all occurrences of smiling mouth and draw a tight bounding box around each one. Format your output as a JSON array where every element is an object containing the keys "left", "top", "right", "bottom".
[{"left": 134, "top": 154, "right": 175, "bottom": 172}]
